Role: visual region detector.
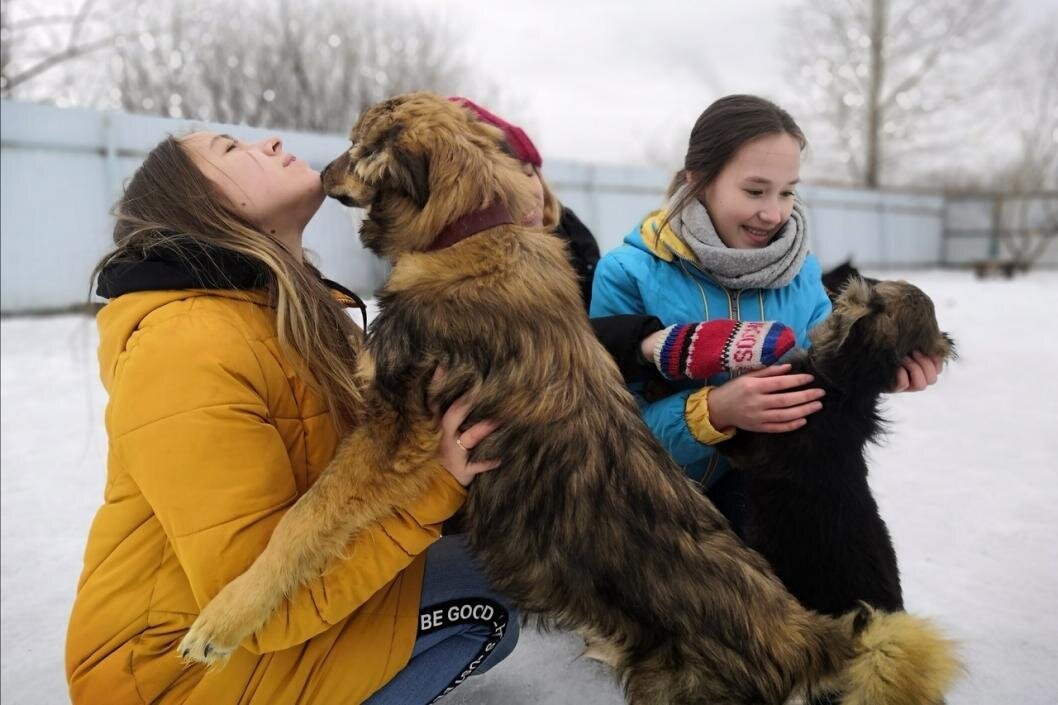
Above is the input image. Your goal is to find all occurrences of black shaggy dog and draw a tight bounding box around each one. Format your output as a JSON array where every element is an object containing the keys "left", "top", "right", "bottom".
[
  {"left": 821, "top": 260, "right": 872, "bottom": 302},
  {"left": 721, "top": 276, "right": 955, "bottom": 627}
]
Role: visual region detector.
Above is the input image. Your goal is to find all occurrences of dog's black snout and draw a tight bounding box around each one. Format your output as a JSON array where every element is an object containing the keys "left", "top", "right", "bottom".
[{"left": 320, "top": 161, "right": 334, "bottom": 183}]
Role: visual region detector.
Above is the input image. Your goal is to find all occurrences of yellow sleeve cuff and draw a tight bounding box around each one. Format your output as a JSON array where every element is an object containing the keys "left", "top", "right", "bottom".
[
  {"left": 685, "top": 387, "right": 737, "bottom": 445},
  {"left": 400, "top": 462, "right": 468, "bottom": 529}
]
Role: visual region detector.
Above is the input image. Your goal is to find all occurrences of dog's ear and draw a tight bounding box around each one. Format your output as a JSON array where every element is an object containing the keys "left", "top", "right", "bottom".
[
  {"left": 355, "top": 125, "right": 430, "bottom": 210},
  {"left": 838, "top": 276, "right": 877, "bottom": 315},
  {"left": 390, "top": 145, "right": 430, "bottom": 209},
  {"left": 810, "top": 277, "right": 877, "bottom": 355}
]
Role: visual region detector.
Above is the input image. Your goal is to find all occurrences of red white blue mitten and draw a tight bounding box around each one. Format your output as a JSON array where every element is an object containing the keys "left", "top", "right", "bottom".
[{"left": 653, "top": 320, "right": 796, "bottom": 381}]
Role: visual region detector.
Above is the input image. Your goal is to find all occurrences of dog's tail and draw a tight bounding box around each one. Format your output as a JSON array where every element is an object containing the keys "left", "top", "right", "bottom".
[{"left": 829, "top": 605, "right": 960, "bottom": 705}]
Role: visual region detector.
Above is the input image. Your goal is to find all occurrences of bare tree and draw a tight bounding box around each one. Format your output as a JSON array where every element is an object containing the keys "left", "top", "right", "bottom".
[
  {"left": 993, "top": 25, "right": 1058, "bottom": 270},
  {"left": 3, "top": 0, "right": 498, "bottom": 133},
  {"left": 783, "top": 0, "right": 1010, "bottom": 187},
  {"left": 1, "top": 1, "right": 9, "bottom": 89},
  {"left": 997, "top": 24, "right": 1058, "bottom": 193},
  {"left": 0, "top": 0, "right": 141, "bottom": 99}
]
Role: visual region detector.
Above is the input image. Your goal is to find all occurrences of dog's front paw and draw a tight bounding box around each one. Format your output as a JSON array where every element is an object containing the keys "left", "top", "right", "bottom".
[
  {"left": 178, "top": 579, "right": 268, "bottom": 666},
  {"left": 179, "top": 613, "right": 237, "bottom": 666}
]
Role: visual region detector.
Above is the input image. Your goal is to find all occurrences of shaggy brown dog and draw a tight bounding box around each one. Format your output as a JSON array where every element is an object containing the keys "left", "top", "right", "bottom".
[{"left": 179, "top": 93, "right": 958, "bottom": 705}]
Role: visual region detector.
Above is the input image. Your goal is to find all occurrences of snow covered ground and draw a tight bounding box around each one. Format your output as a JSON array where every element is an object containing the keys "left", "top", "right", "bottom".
[{"left": 2, "top": 269, "right": 1057, "bottom": 705}]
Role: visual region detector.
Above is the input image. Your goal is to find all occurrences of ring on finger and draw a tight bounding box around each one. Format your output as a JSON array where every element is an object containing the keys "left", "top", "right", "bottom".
[{"left": 455, "top": 436, "right": 467, "bottom": 451}]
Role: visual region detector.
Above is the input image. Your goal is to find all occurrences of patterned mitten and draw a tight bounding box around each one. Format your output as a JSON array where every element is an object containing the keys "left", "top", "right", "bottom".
[{"left": 653, "top": 320, "right": 795, "bottom": 381}]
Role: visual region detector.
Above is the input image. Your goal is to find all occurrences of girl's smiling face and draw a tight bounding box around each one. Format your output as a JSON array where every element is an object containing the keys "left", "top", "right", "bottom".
[{"left": 698, "top": 132, "right": 801, "bottom": 249}]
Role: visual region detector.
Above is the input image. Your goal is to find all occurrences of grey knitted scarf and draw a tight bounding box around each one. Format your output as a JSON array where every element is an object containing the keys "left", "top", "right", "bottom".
[{"left": 666, "top": 184, "right": 809, "bottom": 290}]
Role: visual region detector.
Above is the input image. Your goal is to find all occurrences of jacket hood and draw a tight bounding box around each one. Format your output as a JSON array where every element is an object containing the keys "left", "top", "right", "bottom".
[
  {"left": 94, "top": 240, "right": 271, "bottom": 391},
  {"left": 95, "top": 241, "right": 270, "bottom": 300},
  {"left": 94, "top": 240, "right": 367, "bottom": 390},
  {"left": 627, "top": 210, "right": 699, "bottom": 264},
  {"left": 95, "top": 289, "right": 269, "bottom": 392}
]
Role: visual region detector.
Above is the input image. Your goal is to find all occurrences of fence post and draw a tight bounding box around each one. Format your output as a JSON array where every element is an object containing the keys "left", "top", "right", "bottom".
[
  {"left": 586, "top": 163, "right": 600, "bottom": 236},
  {"left": 878, "top": 193, "right": 888, "bottom": 267},
  {"left": 939, "top": 195, "right": 949, "bottom": 266},
  {"left": 989, "top": 194, "right": 1002, "bottom": 259}
]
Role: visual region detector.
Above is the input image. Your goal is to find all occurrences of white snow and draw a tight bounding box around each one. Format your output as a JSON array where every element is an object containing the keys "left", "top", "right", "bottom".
[{"left": 2, "top": 270, "right": 1057, "bottom": 705}]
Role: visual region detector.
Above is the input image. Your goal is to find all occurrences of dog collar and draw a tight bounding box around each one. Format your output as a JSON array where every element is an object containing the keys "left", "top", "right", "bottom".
[{"left": 427, "top": 201, "right": 514, "bottom": 251}]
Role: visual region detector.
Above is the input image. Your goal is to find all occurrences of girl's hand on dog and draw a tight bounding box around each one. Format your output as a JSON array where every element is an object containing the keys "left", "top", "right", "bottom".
[
  {"left": 707, "top": 364, "right": 824, "bottom": 433},
  {"left": 433, "top": 388, "right": 501, "bottom": 487},
  {"left": 891, "top": 351, "right": 944, "bottom": 392}
]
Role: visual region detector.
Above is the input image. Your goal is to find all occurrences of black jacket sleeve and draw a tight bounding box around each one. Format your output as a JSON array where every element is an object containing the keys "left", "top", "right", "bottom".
[
  {"left": 554, "top": 206, "right": 602, "bottom": 308},
  {"left": 589, "top": 314, "right": 664, "bottom": 384},
  {"left": 552, "top": 205, "right": 664, "bottom": 384}
]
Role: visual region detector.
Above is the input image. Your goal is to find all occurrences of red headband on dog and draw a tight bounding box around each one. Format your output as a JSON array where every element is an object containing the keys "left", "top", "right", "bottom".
[{"left": 449, "top": 97, "right": 542, "bottom": 168}]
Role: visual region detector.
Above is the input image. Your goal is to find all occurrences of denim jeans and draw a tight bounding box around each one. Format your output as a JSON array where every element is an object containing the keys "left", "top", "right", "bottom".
[{"left": 362, "top": 535, "right": 520, "bottom": 704}]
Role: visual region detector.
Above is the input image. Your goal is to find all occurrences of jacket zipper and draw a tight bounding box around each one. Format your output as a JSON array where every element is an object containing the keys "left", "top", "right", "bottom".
[
  {"left": 698, "top": 285, "right": 739, "bottom": 490},
  {"left": 676, "top": 256, "right": 771, "bottom": 492}
]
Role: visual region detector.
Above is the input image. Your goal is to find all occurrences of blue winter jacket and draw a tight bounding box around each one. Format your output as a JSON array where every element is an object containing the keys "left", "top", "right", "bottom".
[{"left": 590, "top": 212, "right": 832, "bottom": 489}]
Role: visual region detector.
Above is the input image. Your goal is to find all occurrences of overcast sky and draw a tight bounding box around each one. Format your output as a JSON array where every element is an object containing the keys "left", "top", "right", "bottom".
[
  {"left": 9, "top": 0, "right": 1054, "bottom": 178},
  {"left": 407, "top": 0, "right": 1057, "bottom": 171}
]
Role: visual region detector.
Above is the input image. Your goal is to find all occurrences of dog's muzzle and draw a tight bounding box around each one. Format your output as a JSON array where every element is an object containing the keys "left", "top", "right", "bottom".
[{"left": 330, "top": 191, "right": 359, "bottom": 208}]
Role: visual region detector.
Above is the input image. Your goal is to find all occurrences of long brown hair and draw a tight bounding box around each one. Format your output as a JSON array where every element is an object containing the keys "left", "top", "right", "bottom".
[
  {"left": 662, "top": 95, "right": 807, "bottom": 231},
  {"left": 92, "top": 136, "right": 363, "bottom": 432}
]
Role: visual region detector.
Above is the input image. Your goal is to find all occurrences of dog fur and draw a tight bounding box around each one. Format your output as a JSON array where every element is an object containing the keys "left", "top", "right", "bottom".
[
  {"left": 720, "top": 278, "right": 957, "bottom": 702},
  {"left": 178, "top": 93, "right": 958, "bottom": 705},
  {"left": 821, "top": 260, "right": 865, "bottom": 302}
]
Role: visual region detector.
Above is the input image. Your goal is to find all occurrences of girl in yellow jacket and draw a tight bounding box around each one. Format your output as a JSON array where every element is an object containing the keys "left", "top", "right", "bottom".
[{"left": 66, "top": 131, "right": 519, "bottom": 705}]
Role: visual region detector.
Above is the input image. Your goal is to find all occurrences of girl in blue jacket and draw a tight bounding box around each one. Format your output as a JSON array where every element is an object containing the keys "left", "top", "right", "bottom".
[{"left": 591, "top": 95, "right": 942, "bottom": 522}]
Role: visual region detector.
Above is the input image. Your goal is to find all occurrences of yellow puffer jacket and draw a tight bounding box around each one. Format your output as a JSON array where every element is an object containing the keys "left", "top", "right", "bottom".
[{"left": 66, "top": 288, "right": 467, "bottom": 705}]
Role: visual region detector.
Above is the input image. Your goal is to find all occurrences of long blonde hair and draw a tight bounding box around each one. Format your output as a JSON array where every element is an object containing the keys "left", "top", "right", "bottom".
[{"left": 92, "top": 136, "right": 363, "bottom": 432}]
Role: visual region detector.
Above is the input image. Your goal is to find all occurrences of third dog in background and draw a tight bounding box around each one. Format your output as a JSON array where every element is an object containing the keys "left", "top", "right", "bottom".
[{"left": 820, "top": 260, "right": 874, "bottom": 302}]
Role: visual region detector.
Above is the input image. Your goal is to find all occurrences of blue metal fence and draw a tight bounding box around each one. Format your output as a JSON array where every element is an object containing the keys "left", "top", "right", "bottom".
[{"left": 5, "top": 99, "right": 1037, "bottom": 314}]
